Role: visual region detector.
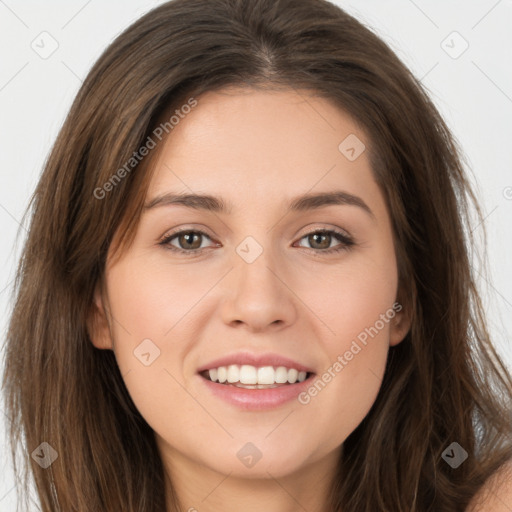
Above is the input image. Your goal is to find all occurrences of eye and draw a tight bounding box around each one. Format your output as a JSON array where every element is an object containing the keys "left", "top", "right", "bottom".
[
  {"left": 158, "top": 227, "right": 355, "bottom": 256},
  {"left": 294, "top": 229, "right": 355, "bottom": 254},
  {"left": 159, "top": 229, "right": 217, "bottom": 255}
]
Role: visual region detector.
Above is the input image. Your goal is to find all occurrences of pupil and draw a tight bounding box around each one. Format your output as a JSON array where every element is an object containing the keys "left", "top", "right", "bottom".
[
  {"left": 181, "top": 232, "right": 200, "bottom": 249},
  {"left": 311, "top": 233, "right": 329, "bottom": 249}
]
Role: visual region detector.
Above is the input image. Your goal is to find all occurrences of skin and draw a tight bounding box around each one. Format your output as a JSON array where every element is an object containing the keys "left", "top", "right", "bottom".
[
  {"left": 466, "top": 460, "right": 512, "bottom": 512},
  {"left": 89, "top": 87, "right": 412, "bottom": 512}
]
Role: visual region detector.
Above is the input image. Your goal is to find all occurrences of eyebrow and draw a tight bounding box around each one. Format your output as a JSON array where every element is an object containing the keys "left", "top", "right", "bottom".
[{"left": 144, "top": 190, "right": 375, "bottom": 219}]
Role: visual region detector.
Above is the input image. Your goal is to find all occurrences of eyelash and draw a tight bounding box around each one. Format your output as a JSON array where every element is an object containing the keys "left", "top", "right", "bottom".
[{"left": 158, "top": 228, "right": 355, "bottom": 257}]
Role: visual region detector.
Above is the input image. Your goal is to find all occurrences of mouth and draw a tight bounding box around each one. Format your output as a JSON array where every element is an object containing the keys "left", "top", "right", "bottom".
[
  {"left": 198, "top": 363, "right": 316, "bottom": 410},
  {"left": 200, "top": 364, "right": 313, "bottom": 388}
]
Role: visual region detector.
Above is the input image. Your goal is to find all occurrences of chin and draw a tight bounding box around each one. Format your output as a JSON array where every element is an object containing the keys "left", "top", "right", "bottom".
[{"left": 195, "top": 439, "right": 321, "bottom": 480}]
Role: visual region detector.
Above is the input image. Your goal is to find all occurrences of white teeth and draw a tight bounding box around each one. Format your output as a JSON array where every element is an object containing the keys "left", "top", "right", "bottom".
[
  {"left": 257, "top": 366, "right": 275, "bottom": 385},
  {"left": 217, "top": 366, "right": 227, "bottom": 383},
  {"left": 203, "top": 364, "right": 310, "bottom": 385},
  {"left": 240, "top": 365, "right": 257, "bottom": 384},
  {"left": 227, "top": 364, "right": 239, "bottom": 383},
  {"left": 287, "top": 368, "right": 298, "bottom": 383},
  {"left": 275, "top": 366, "right": 288, "bottom": 383}
]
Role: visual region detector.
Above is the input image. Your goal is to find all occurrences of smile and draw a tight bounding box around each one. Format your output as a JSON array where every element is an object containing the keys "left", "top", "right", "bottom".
[{"left": 201, "top": 364, "right": 310, "bottom": 388}]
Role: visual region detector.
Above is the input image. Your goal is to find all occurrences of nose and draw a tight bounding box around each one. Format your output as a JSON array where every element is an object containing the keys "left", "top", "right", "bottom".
[{"left": 220, "top": 245, "right": 298, "bottom": 333}]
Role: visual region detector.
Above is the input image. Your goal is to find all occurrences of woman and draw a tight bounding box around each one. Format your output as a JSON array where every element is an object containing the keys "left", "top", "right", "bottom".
[{"left": 3, "top": 0, "right": 512, "bottom": 510}]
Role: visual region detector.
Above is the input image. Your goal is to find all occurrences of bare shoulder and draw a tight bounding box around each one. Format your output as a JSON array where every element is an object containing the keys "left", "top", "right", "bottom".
[{"left": 466, "top": 460, "right": 512, "bottom": 512}]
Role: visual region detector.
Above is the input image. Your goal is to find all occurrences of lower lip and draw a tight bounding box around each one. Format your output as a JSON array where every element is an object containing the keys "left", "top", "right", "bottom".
[{"left": 198, "top": 374, "right": 314, "bottom": 410}]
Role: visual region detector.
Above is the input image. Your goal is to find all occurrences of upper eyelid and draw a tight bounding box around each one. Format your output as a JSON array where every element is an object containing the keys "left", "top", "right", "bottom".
[{"left": 161, "top": 221, "right": 352, "bottom": 238}]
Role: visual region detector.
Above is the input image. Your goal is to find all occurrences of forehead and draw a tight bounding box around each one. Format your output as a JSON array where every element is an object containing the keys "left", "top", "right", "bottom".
[{"left": 147, "top": 87, "right": 381, "bottom": 215}]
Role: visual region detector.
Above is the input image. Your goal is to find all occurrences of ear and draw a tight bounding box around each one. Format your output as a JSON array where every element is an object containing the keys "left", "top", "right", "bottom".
[
  {"left": 389, "top": 301, "right": 412, "bottom": 347},
  {"left": 86, "top": 282, "right": 113, "bottom": 350}
]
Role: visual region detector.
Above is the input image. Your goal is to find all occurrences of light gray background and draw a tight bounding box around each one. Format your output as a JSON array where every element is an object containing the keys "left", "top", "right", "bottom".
[{"left": 1, "top": 0, "right": 511, "bottom": 509}]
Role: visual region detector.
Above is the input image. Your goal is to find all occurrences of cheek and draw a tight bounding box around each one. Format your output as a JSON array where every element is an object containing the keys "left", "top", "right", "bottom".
[
  {"left": 102, "top": 259, "right": 199, "bottom": 391},
  {"left": 102, "top": 260, "right": 203, "bottom": 436},
  {"left": 294, "top": 249, "right": 398, "bottom": 448},
  {"left": 297, "top": 311, "right": 393, "bottom": 457},
  {"left": 297, "top": 243, "right": 398, "bottom": 345},
  {"left": 106, "top": 255, "right": 214, "bottom": 340}
]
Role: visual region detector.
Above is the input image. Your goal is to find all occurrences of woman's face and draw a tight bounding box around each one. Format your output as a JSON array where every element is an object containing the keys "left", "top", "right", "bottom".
[{"left": 91, "top": 87, "right": 410, "bottom": 482}]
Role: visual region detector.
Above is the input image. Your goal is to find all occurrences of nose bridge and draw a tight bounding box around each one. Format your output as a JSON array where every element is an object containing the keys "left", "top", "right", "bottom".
[{"left": 220, "top": 233, "right": 297, "bottom": 330}]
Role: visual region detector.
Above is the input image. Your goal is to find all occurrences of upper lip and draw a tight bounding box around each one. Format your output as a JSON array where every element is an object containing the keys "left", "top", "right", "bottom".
[{"left": 197, "top": 352, "right": 315, "bottom": 374}]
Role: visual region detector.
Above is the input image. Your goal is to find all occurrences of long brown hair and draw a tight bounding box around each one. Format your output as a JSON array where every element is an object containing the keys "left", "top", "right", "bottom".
[{"left": 3, "top": 0, "right": 512, "bottom": 510}]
